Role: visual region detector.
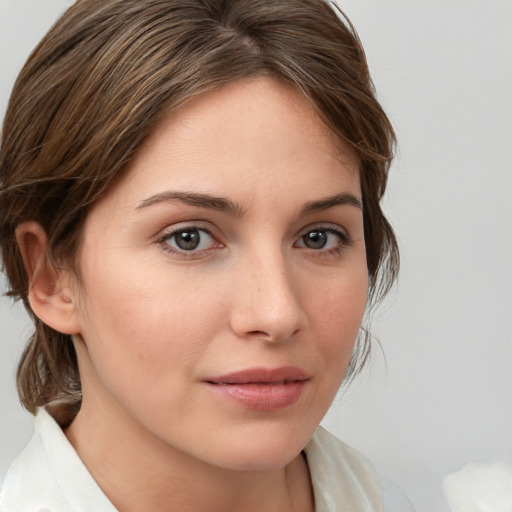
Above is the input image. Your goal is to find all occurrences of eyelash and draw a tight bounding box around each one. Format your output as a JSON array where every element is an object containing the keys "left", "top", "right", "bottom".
[
  {"left": 295, "top": 226, "right": 352, "bottom": 258},
  {"left": 157, "top": 225, "right": 221, "bottom": 259},
  {"left": 156, "top": 224, "right": 352, "bottom": 259}
]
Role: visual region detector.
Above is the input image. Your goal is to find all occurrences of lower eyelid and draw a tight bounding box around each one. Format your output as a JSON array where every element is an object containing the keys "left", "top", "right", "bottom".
[{"left": 156, "top": 225, "right": 224, "bottom": 257}]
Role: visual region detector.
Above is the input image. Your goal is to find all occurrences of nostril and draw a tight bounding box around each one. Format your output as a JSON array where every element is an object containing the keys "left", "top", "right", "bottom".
[
  {"left": 247, "top": 330, "right": 270, "bottom": 337},
  {"left": 245, "top": 328, "right": 301, "bottom": 342}
]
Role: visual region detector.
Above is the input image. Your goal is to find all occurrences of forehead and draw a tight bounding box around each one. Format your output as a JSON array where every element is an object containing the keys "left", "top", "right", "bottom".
[{"left": 94, "top": 77, "right": 360, "bottom": 214}]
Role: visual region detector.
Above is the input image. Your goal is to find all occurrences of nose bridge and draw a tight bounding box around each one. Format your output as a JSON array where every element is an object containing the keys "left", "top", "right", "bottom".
[{"left": 230, "top": 242, "right": 307, "bottom": 342}]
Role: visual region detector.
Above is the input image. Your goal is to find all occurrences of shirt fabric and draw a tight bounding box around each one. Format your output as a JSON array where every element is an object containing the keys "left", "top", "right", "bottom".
[{"left": 1, "top": 408, "right": 385, "bottom": 511}]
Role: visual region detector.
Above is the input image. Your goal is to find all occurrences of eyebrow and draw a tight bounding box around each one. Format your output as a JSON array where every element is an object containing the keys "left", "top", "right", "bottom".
[
  {"left": 134, "top": 190, "right": 362, "bottom": 216},
  {"left": 300, "top": 192, "right": 362, "bottom": 214},
  {"left": 135, "top": 191, "right": 246, "bottom": 216}
]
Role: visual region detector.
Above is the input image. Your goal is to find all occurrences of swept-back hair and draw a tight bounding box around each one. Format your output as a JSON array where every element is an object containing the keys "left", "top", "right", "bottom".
[{"left": 0, "top": 0, "right": 398, "bottom": 421}]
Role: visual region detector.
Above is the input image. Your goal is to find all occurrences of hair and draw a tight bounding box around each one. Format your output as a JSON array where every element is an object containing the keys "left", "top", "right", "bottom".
[{"left": 0, "top": 0, "right": 398, "bottom": 421}]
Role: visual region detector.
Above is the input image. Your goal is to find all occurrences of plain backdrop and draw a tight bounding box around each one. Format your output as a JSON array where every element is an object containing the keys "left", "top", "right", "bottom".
[{"left": 1, "top": 1, "right": 511, "bottom": 511}]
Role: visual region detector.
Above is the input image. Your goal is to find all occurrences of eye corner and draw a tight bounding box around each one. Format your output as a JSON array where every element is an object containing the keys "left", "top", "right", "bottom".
[
  {"left": 156, "top": 224, "right": 223, "bottom": 259},
  {"left": 294, "top": 225, "right": 353, "bottom": 255}
]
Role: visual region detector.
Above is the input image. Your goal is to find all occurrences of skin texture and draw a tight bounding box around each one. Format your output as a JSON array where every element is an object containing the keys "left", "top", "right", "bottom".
[{"left": 17, "top": 78, "right": 368, "bottom": 512}]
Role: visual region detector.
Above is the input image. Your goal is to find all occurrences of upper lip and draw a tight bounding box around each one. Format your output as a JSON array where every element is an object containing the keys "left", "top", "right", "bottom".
[{"left": 204, "top": 366, "right": 310, "bottom": 385}]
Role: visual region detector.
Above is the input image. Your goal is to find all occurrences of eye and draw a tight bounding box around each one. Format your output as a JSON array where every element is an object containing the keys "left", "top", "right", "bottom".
[
  {"left": 295, "top": 227, "right": 350, "bottom": 252},
  {"left": 159, "top": 227, "right": 220, "bottom": 254}
]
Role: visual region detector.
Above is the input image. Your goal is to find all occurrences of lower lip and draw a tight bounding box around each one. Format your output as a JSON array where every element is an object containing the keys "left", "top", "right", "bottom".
[{"left": 205, "top": 381, "right": 307, "bottom": 411}]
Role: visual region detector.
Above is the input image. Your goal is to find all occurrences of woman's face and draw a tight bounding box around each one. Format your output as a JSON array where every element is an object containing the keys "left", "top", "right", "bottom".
[{"left": 70, "top": 78, "right": 368, "bottom": 470}]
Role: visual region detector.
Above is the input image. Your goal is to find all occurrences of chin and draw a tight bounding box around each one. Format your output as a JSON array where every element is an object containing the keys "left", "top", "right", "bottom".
[
  {"left": 215, "top": 448, "right": 302, "bottom": 472},
  {"left": 200, "top": 423, "right": 315, "bottom": 472}
]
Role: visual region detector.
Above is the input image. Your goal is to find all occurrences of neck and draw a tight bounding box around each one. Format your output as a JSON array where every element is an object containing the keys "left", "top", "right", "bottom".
[{"left": 65, "top": 394, "right": 314, "bottom": 512}]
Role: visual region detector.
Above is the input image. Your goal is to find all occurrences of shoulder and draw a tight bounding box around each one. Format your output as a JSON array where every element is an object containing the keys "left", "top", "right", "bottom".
[
  {"left": 1, "top": 410, "right": 68, "bottom": 511},
  {"left": 0, "top": 409, "right": 116, "bottom": 512},
  {"left": 304, "top": 426, "right": 383, "bottom": 512}
]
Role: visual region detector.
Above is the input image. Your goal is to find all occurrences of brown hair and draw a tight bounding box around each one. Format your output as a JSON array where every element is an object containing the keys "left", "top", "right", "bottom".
[{"left": 0, "top": 0, "right": 398, "bottom": 418}]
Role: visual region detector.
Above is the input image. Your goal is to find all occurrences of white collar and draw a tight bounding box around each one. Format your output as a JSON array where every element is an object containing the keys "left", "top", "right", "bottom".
[
  {"left": 2, "top": 408, "right": 382, "bottom": 512},
  {"left": 1, "top": 408, "right": 116, "bottom": 511}
]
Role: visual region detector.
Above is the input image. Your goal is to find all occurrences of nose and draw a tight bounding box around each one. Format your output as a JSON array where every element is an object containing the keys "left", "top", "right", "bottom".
[{"left": 229, "top": 249, "right": 308, "bottom": 343}]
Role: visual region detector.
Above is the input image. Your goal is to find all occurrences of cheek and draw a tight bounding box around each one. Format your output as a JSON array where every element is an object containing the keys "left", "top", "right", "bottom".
[
  {"left": 73, "top": 260, "right": 222, "bottom": 395},
  {"left": 308, "top": 268, "right": 368, "bottom": 367}
]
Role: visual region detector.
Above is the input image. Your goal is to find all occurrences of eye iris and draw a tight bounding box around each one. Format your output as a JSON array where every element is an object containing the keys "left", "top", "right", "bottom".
[
  {"left": 175, "top": 230, "right": 201, "bottom": 250},
  {"left": 304, "top": 230, "right": 327, "bottom": 249}
]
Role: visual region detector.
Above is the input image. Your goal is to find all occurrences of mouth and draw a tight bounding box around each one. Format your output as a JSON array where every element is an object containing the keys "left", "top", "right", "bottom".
[
  {"left": 203, "top": 366, "right": 309, "bottom": 410},
  {"left": 205, "top": 366, "right": 310, "bottom": 385}
]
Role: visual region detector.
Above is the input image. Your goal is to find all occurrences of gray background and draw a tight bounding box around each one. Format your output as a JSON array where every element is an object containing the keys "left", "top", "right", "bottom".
[{"left": 1, "top": 1, "right": 511, "bottom": 511}]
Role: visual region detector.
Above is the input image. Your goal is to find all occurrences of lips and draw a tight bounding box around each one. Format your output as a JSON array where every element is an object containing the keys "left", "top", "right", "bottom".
[
  {"left": 203, "top": 366, "right": 309, "bottom": 410},
  {"left": 206, "top": 366, "right": 309, "bottom": 385}
]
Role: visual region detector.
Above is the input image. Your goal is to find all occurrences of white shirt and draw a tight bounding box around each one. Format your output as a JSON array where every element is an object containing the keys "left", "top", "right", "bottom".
[{"left": 1, "top": 409, "right": 407, "bottom": 511}]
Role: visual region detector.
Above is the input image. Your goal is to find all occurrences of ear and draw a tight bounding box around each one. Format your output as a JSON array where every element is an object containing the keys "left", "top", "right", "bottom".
[{"left": 15, "top": 221, "right": 81, "bottom": 335}]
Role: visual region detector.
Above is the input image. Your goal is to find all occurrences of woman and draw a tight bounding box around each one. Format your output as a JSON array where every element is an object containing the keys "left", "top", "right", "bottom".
[{"left": 0, "top": 0, "right": 399, "bottom": 510}]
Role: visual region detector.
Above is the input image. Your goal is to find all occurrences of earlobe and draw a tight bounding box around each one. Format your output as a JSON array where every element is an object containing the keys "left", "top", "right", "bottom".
[{"left": 15, "top": 221, "right": 81, "bottom": 335}]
